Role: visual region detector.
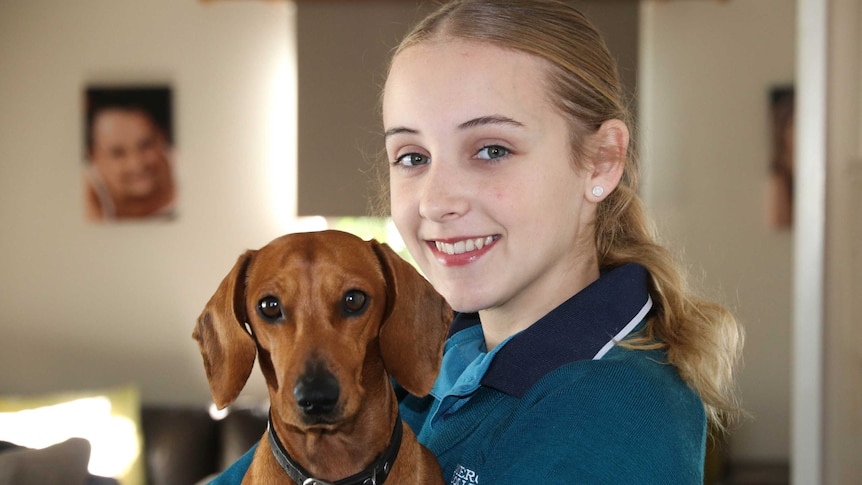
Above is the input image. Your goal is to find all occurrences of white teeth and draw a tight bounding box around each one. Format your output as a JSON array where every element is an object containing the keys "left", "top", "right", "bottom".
[{"left": 435, "top": 236, "right": 494, "bottom": 255}]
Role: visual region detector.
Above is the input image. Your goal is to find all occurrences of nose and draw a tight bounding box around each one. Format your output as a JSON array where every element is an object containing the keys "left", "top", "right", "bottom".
[
  {"left": 418, "top": 159, "right": 469, "bottom": 222},
  {"left": 130, "top": 146, "right": 158, "bottom": 172},
  {"left": 293, "top": 364, "right": 340, "bottom": 416}
]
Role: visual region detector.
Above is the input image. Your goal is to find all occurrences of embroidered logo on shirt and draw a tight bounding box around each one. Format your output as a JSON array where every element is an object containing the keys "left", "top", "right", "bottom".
[{"left": 450, "top": 464, "right": 479, "bottom": 485}]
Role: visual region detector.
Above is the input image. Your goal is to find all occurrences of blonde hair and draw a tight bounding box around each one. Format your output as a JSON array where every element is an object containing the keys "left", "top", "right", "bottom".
[{"left": 382, "top": 0, "right": 743, "bottom": 430}]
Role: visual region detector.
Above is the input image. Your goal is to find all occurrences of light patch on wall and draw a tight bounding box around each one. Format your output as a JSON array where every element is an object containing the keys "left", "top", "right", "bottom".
[
  {"left": 267, "top": 3, "right": 298, "bottom": 233},
  {"left": 329, "top": 217, "right": 414, "bottom": 268}
]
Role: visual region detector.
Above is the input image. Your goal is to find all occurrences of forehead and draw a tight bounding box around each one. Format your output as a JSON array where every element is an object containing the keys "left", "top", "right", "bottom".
[
  {"left": 92, "top": 109, "right": 155, "bottom": 138},
  {"left": 383, "top": 39, "right": 553, "bottom": 125},
  {"left": 94, "top": 109, "right": 152, "bottom": 127},
  {"left": 247, "top": 234, "right": 384, "bottom": 290}
]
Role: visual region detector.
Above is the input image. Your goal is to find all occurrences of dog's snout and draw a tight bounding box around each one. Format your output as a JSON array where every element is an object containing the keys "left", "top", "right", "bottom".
[{"left": 293, "top": 365, "right": 340, "bottom": 417}]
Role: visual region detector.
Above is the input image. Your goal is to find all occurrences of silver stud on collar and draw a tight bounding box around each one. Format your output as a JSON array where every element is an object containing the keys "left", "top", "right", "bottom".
[{"left": 303, "top": 479, "right": 335, "bottom": 485}]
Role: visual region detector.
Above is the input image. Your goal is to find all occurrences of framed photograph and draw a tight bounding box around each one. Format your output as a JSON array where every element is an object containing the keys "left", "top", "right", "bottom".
[
  {"left": 83, "top": 86, "right": 176, "bottom": 222},
  {"left": 767, "top": 85, "right": 794, "bottom": 230}
]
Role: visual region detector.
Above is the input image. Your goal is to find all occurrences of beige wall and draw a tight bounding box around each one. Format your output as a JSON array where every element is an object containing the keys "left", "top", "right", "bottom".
[
  {"left": 640, "top": 0, "right": 796, "bottom": 463},
  {"left": 822, "top": 0, "right": 862, "bottom": 481},
  {"left": 0, "top": 0, "right": 297, "bottom": 405}
]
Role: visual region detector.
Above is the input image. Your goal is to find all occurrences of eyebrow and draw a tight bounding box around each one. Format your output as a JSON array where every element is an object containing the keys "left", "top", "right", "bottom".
[
  {"left": 383, "top": 126, "right": 418, "bottom": 139},
  {"left": 458, "top": 115, "right": 524, "bottom": 130},
  {"left": 384, "top": 115, "right": 524, "bottom": 140}
]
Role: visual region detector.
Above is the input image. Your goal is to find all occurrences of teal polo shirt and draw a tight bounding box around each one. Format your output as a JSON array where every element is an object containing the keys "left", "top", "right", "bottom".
[{"left": 400, "top": 263, "right": 706, "bottom": 484}]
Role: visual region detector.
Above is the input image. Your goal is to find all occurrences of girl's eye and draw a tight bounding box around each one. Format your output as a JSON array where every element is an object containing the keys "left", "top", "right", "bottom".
[
  {"left": 476, "top": 145, "right": 510, "bottom": 160},
  {"left": 394, "top": 153, "right": 430, "bottom": 167}
]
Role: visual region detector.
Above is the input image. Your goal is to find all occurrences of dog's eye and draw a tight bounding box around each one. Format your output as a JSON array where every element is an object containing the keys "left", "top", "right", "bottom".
[
  {"left": 257, "top": 296, "right": 283, "bottom": 322},
  {"left": 342, "top": 290, "right": 368, "bottom": 315}
]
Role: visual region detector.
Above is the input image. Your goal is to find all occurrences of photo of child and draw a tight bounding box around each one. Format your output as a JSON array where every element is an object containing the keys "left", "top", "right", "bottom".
[{"left": 83, "top": 86, "right": 176, "bottom": 222}]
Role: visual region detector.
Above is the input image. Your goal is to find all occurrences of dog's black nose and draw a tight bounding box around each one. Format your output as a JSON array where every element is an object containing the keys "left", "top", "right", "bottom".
[{"left": 293, "top": 366, "right": 340, "bottom": 416}]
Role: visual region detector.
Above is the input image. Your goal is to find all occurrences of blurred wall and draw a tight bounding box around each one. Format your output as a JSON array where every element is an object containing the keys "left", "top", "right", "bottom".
[
  {"left": 0, "top": 0, "right": 296, "bottom": 405},
  {"left": 640, "top": 0, "right": 795, "bottom": 464},
  {"left": 820, "top": 0, "right": 862, "bottom": 481}
]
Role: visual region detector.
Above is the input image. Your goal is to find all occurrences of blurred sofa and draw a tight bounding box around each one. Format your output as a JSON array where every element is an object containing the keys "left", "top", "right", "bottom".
[
  {"left": 141, "top": 404, "right": 267, "bottom": 485},
  {"left": 0, "top": 403, "right": 266, "bottom": 485}
]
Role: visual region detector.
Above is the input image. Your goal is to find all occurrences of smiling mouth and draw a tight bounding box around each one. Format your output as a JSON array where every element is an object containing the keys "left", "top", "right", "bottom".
[{"left": 433, "top": 236, "right": 498, "bottom": 255}]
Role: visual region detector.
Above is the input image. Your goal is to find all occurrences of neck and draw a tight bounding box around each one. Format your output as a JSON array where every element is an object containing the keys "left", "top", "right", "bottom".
[{"left": 480, "top": 256, "right": 600, "bottom": 349}]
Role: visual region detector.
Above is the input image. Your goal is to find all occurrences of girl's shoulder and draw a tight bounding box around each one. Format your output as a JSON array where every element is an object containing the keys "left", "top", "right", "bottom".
[
  {"left": 476, "top": 347, "right": 706, "bottom": 484},
  {"left": 520, "top": 345, "right": 705, "bottom": 426}
]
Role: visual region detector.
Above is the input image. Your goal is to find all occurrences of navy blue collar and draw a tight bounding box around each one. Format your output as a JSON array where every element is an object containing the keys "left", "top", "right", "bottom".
[{"left": 448, "top": 263, "right": 653, "bottom": 397}]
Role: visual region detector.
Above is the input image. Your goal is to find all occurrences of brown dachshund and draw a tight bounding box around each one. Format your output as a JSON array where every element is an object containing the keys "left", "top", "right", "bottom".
[{"left": 193, "top": 230, "right": 450, "bottom": 484}]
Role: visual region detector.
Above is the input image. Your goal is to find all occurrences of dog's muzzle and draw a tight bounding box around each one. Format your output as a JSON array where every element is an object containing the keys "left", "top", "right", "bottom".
[{"left": 293, "top": 362, "right": 340, "bottom": 417}]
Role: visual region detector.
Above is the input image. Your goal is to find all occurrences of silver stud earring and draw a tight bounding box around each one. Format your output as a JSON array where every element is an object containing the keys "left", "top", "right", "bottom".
[{"left": 592, "top": 186, "right": 605, "bottom": 198}]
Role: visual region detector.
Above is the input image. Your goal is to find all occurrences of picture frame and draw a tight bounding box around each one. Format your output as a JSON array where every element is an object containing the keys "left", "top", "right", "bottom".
[{"left": 83, "top": 85, "right": 176, "bottom": 222}]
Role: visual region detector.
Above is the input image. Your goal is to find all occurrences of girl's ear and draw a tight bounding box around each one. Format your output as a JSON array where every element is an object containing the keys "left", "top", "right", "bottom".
[{"left": 586, "top": 119, "right": 629, "bottom": 202}]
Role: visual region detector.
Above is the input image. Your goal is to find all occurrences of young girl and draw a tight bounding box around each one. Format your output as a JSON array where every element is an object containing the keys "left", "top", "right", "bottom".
[
  {"left": 383, "top": 0, "right": 743, "bottom": 483},
  {"left": 213, "top": 1, "right": 743, "bottom": 483}
]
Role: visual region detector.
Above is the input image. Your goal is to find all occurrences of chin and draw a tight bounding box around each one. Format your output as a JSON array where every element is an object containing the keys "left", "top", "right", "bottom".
[
  {"left": 439, "top": 292, "right": 492, "bottom": 315},
  {"left": 424, "top": 274, "right": 494, "bottom": 314}
]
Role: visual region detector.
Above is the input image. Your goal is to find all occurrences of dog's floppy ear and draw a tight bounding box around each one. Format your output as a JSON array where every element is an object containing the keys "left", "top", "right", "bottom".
[
  {"left": 371, "top": 241, "right": 452, "bottom": 397},
  {"left": 193, "top": 250, "right": 258, "bottom": 409}
]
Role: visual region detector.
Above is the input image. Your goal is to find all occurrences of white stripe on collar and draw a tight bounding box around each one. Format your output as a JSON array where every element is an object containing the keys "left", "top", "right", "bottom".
[{"left": 592, "top": 295, "right": 653, "bottom": 360}]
